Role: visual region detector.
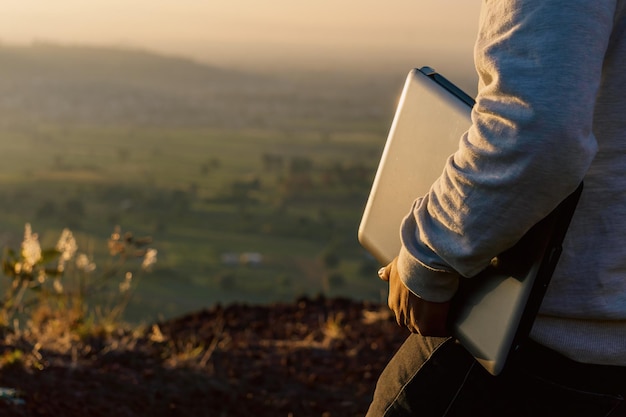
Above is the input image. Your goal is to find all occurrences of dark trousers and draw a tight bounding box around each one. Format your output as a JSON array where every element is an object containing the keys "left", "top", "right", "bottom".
[{"left": 366, "top": 335, "right": 626, "bottom": 417}]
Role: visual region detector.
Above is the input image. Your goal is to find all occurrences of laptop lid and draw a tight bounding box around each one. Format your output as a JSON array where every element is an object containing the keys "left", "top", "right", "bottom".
[
  {"left": 358, "top": 67, "right": 582, "bottom": 375},
  {"left": 358, "top": 67, "right": 473, "bottom": 265}
]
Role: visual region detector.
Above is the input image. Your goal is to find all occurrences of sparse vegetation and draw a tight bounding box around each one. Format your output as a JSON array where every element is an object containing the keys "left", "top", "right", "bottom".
[
  {"left": 0, "top": 225, "right": 401, "bottom": 416},
  {"left": 0, "top": 296, "right": 408, "bottom": 416},
  {"left": 0, "top": 223, "right": 157, "bottom": 335}
]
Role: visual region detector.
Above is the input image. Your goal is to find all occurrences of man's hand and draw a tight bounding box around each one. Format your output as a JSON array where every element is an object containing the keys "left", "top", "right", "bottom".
[{"left": 378, "top": 257, "right": 451, "bottom": 336}]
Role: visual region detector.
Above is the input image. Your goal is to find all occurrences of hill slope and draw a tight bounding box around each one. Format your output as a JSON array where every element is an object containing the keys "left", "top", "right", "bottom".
[
  {"left": 0, "top": 297, "right": 409, "bottom": 416},
  {"left": 0, "top": 43, "right": 397, "bottom": 129},
  {"left": 0, "top": 43, "right": 270, "bottom": 127}
]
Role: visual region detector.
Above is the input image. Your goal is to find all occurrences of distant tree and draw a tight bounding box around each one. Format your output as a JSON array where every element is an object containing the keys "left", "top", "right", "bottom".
[
  {"left": 52, "top": 154, "right": 66, "bottom": 170},
  {"left": 318, "top": 208, "right": 335, "bottom": 231},
  {"left": 63, "top": 198, "right": 85, "bottom": 229},
  {"left": 216, "top": 272, "right": 237, "bottom": 290},
  {"left": 117, "top": 147, "right": 131, "bottom": 163},
  {"left": 200, "top": 157, "right": 222, "bottom": 175},
  {"left": 277, "top": 274, "right": 292, "bottom": 289},
  {"left": 65, "top": 198, "right": 85, "bottom": 217},
  {"left": 36, "top": 200, "right": 58, "bottom": 219},
  {"left": 153, "top": 219, "right": 168, "bottom": 234},
  {"left": 210, "top": 157, "right": 221, "bottom": 169},
  {"left": 289, "top": 156, "right": 313, "bottom": 174},
  {"left": 320, "top": 129, "right": 332, "bottom": 143},
  {"left": 321, "top": 247, "right": 340, "bottom": 269},
  {"left": 170, "top": 189, "right": 190, "bottom": 213},
  {"left": 328, "top": 272, "right": 345, "bottom": 288},
  {"left": 262, "top": 153, "right": 285, "bottom": 172},
  {"left": 359, "top": 256, "right": 380, "bottom": 277},
  {"left": 188, "top": 181, "right": 199, "bottom": 198},
  {"left": 200, "top": 163, "right": 210, "bottom": 176}
]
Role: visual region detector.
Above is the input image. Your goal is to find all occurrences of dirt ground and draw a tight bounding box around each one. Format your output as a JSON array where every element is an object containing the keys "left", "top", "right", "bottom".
[{"left": 0, "top": 296, "right": 409, "bottom": 417}]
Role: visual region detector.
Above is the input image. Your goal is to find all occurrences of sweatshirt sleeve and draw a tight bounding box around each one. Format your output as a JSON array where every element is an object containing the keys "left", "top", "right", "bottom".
[{"left": 398, "top": 0, "right": 615, "bottom": 302}]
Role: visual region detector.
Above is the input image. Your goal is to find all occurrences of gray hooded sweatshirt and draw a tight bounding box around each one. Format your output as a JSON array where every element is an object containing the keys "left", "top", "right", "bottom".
[{"left": 398, "top": 0, "right": 626, "bottom": 365}]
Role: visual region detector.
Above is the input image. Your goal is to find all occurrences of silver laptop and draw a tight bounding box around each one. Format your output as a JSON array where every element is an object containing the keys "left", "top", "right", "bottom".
[
  {"left": 358, "top": 67, "right": 473, "bottom": 264},
  {"left": 358, "top": 67, "right": 582, "bottom": 375}
]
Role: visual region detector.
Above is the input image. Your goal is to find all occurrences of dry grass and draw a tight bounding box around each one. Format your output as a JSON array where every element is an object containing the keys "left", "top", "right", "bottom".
[{"left": 0, "top": 296, "right": 408, "bottom": 417}]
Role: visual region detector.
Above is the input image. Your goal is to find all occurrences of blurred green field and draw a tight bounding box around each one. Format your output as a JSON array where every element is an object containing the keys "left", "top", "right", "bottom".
[{"left": 0, "top": 119, "right": 389, "bottom": 324}]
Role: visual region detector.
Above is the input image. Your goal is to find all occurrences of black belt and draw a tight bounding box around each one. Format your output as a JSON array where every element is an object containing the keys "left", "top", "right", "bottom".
[{"left": 511, "top": 339, "right": 626, "bottom": 397}]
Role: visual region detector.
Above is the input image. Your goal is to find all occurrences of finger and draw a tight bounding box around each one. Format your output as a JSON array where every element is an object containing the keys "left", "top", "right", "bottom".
[
  {"left": 407, "top": 305, "right": 420, "bottom": 334},
  {"left": 395, "top": 292, "right": 410, "bottom": 330},
  {"left": 378, "top": 266, "right": 389, "bottom": 282},
  {"left": 394, "top": 310, "right": 404, "bottom": 328},
  {"left": 387, "top": 289, "right": 402, "bottom": 326},
  {"left": 402, "top": 290, "right": 416, "bottom": 333}
]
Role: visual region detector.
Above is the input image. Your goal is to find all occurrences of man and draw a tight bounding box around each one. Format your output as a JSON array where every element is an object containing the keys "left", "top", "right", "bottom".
[{"left": 367, "top": 0, "right": 626, "bottom": 416}]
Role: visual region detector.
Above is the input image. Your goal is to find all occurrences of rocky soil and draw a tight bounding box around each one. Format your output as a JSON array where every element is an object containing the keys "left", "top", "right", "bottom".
[{"left": 0, "top": 296, "right": 409, "bottom": 417}]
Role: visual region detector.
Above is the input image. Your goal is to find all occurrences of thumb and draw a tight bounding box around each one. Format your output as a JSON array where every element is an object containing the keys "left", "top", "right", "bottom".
[{"left": 378, "top": 266, "right": 389, "bottom": 282}]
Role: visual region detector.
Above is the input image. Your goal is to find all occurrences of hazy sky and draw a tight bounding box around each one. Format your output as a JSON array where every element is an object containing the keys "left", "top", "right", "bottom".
[{"left": 1, "top": 1, "right": 480, "bottom": 74}]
